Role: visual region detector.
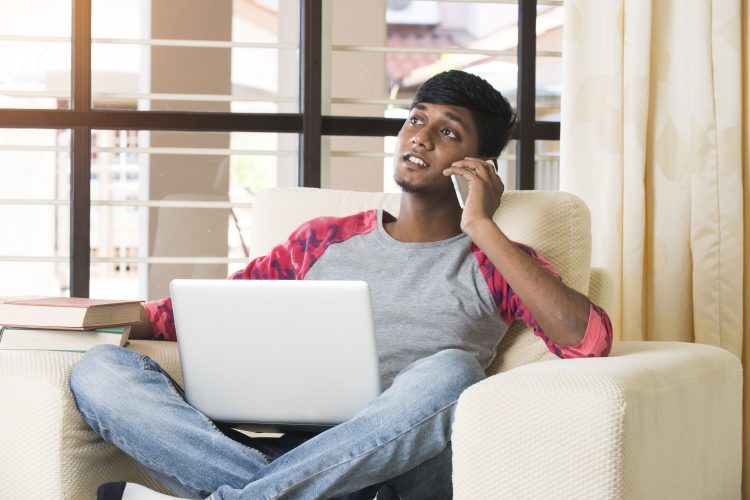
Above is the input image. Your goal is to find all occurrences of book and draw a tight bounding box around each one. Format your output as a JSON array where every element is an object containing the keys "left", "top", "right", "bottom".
[
  {"left": 0, "top": 297, "right": 142, "bottom": 330},
  {"left": 0, "top": 325, "right": 131, "bottom": 352}
]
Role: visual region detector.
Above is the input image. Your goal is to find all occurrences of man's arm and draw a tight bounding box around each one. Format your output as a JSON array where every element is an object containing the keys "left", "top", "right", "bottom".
[
  {"left": 445, "top": 157, "right": 597, "bottom": 348},
  {"left": 468, "top": 220, "right": 590, "bottom": 346}
]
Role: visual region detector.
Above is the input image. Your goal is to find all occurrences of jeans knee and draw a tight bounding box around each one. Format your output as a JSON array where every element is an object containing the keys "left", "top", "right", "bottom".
[
  {"left": 433, "top": 349, "right": 485, "bottom": 386},
  {"left": 405, "top": 349, "right": 485, "bottom": 401},
  {"left": 70, "top": 344, "right": 131, "bottom": 401}
]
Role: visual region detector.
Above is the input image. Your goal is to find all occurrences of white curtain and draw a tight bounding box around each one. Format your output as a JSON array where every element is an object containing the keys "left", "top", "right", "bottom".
[
  {"left": 560, "top": 0, "right": 747, "bottom": 490},
  {"left": 560, "top": 0, "right": 742, "bottom": 349}
]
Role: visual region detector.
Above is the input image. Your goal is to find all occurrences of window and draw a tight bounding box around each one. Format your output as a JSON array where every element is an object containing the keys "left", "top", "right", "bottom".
[
  {"left": 0, "top": 0, "right": 72, "bottom": 109},
  {"left": 321, "top": 0, "right": 562, "bottom": 193},
  {"left": 0, "top": 0, "right": 561, "bottom": 298},
  {"left": 0, "top": 128, "right": 70, "bottom": 296}
]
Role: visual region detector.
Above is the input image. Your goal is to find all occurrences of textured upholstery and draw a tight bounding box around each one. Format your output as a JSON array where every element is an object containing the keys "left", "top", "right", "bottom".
[
  {"left": 453, "top": 342, "right": 742, "bottom": 500},
  {"left": 0, "top": 187, "right": 741, "bottom": 499},
  {"left": 0, "top": 341, "right": 179, "bottom": 498}
]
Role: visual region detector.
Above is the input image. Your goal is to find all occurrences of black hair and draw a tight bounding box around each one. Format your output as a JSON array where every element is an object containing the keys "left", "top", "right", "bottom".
[{"left": 411, "top": 70, "right": 516, "bottom": 157}]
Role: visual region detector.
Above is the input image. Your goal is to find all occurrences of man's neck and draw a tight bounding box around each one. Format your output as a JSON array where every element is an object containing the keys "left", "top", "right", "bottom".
[{"left": 384, "top": 193, "right": 463, "bottom": 243}]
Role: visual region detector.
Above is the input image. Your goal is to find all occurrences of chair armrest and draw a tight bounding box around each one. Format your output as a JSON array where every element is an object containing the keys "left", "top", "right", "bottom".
[
  {"left": 0, "top": 341, "right": 180, "bottom": 499},
  {"left": 452, "top": 341, "right": 742, "bottom": 499}
]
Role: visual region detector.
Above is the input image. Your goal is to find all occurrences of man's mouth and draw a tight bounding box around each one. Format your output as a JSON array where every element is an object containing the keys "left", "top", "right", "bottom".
[{"left": 403, "top": 154, "right": 429, "bottom": 168}]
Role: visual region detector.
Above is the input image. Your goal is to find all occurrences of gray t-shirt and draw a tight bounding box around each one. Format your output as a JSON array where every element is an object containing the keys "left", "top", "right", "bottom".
[
  {"left": 149, "top": 208, "right": 607, "bottom": 384},
  {"left": 304, "top": 209, "right": 508, "bottom": 389}
]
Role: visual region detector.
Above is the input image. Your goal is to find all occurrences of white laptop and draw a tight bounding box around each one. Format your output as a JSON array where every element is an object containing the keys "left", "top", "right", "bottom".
[{"left": 169, "top": 279, "right": 382, "bottom": 430}]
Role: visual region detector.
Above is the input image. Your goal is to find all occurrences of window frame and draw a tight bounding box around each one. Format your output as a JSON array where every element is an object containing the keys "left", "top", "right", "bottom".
[{"left": 0, "top": 0, "right": 560, "bottom": 297}]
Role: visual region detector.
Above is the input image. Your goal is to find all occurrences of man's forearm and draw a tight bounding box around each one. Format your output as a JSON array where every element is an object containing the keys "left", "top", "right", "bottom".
[
  {"left": 128, "top": 304, "right": 155, "bottom": 340},
  {"left": 465, "top": 218, "right": 591, "bottom": 346}
]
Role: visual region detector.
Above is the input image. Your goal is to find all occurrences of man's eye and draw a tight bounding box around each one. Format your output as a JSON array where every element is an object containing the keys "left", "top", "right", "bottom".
[
  {"left": 442, "top": 129, "right": 457, "bottom": 139},
  {"left": 410, "top": 117, "right": 423, "bottom": 125}
]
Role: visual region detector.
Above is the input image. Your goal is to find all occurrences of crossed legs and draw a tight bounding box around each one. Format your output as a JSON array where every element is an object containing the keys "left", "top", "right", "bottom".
[{"left": 70, "top": 345, "right": 485, "bottom": 499}]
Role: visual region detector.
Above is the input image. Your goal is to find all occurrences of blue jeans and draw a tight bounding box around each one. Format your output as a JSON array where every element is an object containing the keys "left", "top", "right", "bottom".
[{"left": 70, "top": 345, "right": 485, "bottom": 499}]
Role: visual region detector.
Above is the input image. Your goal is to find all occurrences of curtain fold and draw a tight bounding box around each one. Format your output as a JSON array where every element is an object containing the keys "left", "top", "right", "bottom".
[
  {"left": 561, "top": 0, "right": 746, "bottom": 493},
  {"left": 743, "top": 1, "right": 749, "bottom": 495},
  {"left": 561, "top": 0, "right": 743, "bottom": 350}
]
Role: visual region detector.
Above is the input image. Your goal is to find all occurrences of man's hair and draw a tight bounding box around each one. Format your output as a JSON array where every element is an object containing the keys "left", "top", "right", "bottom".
[{"left": 411, "top": 70, "right": 516, "bottom": 157}]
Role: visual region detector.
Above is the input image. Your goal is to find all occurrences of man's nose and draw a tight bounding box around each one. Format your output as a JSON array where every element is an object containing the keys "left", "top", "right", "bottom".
[{"left": 411, "top": 129, "right": 434, "bottom": 150}]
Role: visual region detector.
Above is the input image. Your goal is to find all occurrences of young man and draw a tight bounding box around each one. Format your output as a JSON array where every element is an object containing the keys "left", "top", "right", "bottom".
[{"left": 71, "top": 70, "right": 612, "bottom": 500}]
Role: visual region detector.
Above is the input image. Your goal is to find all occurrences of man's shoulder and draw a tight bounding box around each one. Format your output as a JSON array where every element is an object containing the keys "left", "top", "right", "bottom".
[{"left": 292, "top": 210, "right": 379, "bottom": 238}]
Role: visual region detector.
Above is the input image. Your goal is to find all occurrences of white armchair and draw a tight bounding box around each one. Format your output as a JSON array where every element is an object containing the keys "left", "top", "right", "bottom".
[{"left": 0, "top": 187, "right": 741, "bottom": 499}]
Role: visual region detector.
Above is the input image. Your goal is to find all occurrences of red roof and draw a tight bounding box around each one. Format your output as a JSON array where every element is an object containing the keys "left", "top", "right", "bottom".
[{"left": 386, "top": 29, "right": 457, "bottom": 86}]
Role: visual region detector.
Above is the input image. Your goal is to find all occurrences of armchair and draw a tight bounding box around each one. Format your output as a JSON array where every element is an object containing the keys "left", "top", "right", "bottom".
[{"left": 0, "top": 187, "right": 741, "bottom": 499}]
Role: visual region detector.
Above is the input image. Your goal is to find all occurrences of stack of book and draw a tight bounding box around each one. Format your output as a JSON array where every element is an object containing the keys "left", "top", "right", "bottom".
[{"left": 0, "top": 297, "right": 142, "bottom": 352}]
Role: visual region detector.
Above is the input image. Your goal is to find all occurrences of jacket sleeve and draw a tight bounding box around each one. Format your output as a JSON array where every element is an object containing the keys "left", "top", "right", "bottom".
[
  {"left": 473, "top": 242, "right": 613, "bottom": 358},
  {"left": 143, "top": 218, "right": 323, "bottom": 341}
]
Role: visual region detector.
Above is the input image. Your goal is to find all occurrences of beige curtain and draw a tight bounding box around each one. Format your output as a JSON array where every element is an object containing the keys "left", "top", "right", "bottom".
[
  {"left": 560, "top": 0, "right": 748, "bottom": 493},
  {"left": 744, "top": 2, "right": 750, "bottom": 497}
]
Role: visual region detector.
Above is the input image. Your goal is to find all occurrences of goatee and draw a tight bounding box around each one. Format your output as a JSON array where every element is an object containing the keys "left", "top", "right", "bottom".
[{"left": 394, "top": 175, "right": 426, "bottom": 194}]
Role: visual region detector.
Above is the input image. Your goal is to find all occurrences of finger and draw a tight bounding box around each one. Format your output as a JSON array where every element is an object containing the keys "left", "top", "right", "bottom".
[
  {"left": 464, "top": 165, "right": 480, "bottom": 176},
  {"left": 461, "top": 157, "right": 497, "bottom": 173},
  {"left": 443, "top": 165, "right": 478, "bottom": 180},
  {"left": 465, "top": 158, "right": 501, "bottom": 185},
  {"left": 449, "top": 159, "right": 499, "bottom": 187},
  {"left": 455, "top": 157, "right": 487, "bottom": 170},
  {"left": 461, "top": 165, "right": 485, "bottom": 181},
  {"left": 450, "top": 160, "right": 488, "bottom": 178}
]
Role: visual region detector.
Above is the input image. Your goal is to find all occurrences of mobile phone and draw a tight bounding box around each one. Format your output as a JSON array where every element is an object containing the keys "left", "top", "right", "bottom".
[
  {"left": 452, "top": 174, "right": 471, "bottom": 209},
  {"left": 452, "top": 159, "right": 497, "bottom": 208}
]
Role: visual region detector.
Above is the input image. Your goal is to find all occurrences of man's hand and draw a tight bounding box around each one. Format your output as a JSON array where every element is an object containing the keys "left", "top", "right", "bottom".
[{"left": 443, "top": 157, "right": 504, "bottom": 235}]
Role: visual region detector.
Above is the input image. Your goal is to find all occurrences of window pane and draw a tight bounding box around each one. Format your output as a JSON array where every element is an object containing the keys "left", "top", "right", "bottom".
[
  {"left": 536, "top": 5, "right": 563, "bottom": 119},
  {"left": 90, "top": 130, "right": 298, "bottom": 300},
  {"left": 497, "top": 139, "right": 517, "bottom": 189},
  {"left": 90, "top": 262, "right": 141, "bottom": 300},
  {"left": 323, "top": 135, "right": 389, "bottom": 192},
  {"left": 0, "top": 128, "right": 71, "bottom": 296},
  {"left": 0, "top": 263, "right": 69, "bottom": 297},
  {"left": 495, "top": 140, "right": 560, "bottom": 190},
  {"left": 325, "top": 0, "right": 520, "bottom": 118},
  {"left": 91, "top": 0, "right": 300, "bottom": 113},
  {"left": 0, "top": 1, "right": 72, "bottom": 109},
  {"left": 534, "top": 139, "right": 559, "bottom": 190},
  {"left": 325, "top": 1, "right": 564, "bottom": 121},
  {"left": 0, "top": 129, "right": 70, "bottom": 199}
]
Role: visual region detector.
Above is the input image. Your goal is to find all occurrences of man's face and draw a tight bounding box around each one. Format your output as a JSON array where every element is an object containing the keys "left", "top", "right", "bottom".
[{"left": 393, "top": 102, "right": 480, "bottom": 196}]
